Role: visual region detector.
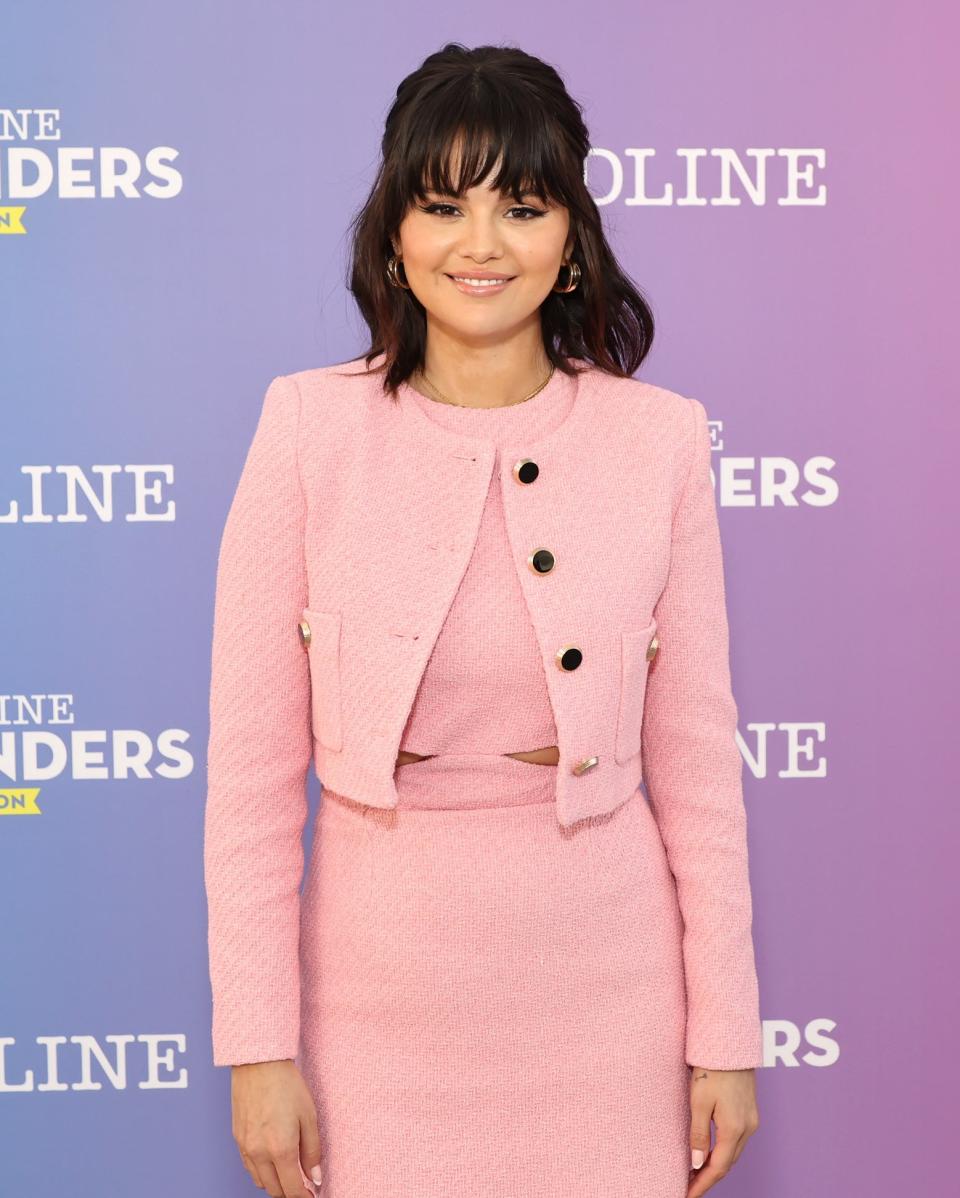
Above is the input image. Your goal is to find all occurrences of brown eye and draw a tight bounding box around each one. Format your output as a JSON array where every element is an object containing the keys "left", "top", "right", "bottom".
[{"left": 419, "top": 202, "right": 459, "bottom": 216}]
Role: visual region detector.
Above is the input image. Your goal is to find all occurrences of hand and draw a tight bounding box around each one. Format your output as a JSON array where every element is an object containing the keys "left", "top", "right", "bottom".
[
  {"left": 686, "top": 1066, "right": 759, "bottom": 1197},
  {"left": 231, "top": 1059, "right": 324, "bottom": 1196}
]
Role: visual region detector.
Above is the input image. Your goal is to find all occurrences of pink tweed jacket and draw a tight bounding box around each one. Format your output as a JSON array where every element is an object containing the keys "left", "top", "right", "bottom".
[{"left": 204, "top": 352, "right": 763, "bottom": 1071}]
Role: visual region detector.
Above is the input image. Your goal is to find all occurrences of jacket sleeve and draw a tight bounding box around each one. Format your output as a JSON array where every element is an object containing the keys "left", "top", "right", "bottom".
[
  {"left": 203, "top": 374, "right": 312, "bottom": 1067},
  {"left": 641, "top": 395, "right": 763, "bottom": 1071}
]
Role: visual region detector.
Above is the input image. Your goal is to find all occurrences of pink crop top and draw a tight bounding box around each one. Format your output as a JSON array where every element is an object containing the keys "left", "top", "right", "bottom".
[{"left": 398, "top": 368, "right": 577, "bottom": 756}]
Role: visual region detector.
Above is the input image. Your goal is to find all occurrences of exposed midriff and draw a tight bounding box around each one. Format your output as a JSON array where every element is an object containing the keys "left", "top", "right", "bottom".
[{"left": 397, "top": 745, "right": 559, "bottom": 768}]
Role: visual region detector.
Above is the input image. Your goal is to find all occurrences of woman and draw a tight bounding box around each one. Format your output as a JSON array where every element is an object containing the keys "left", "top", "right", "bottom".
[{"left": 204, "top": 42, "right": 762, "bottom": 1198}]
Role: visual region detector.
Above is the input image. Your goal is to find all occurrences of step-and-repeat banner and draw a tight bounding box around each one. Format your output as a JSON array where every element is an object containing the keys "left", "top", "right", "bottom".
[{"left": 3, "top": 3, "right": 953, "bottom": 1194}]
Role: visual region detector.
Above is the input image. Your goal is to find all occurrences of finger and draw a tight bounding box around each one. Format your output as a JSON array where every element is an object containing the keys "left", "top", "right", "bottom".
[
  {"left": 256, "top": 1157, "right": 284, "bottom": 1198},
  {"left": 728, "top": 1123, "right": 754, "bottom": 1167},
  {"left": 298, "top": 1156, "right": 322, "bottom": 1195},
  {"left": 687, "top": 1128, "right": 738, "bottom": 1198},
  {"left": 299, "top": 1114, "right": 324, "bottom": 1193},
  {"left": 688, "top": 1093, "right": 713, "bottom": 1172},
  {"left": 238, "top": 1146, "right": 265, "bottom": 1190},
  {"left": 276, "top": 1145, "right": 312, "bottom": 1198},
  {"left": 716, "top": 1101, "right": 756, "bottom": 1170}
]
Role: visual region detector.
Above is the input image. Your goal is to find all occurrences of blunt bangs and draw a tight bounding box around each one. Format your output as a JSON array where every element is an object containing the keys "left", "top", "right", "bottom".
[{"left": 396, "top": 98, "right": 568, "bottom": 211}]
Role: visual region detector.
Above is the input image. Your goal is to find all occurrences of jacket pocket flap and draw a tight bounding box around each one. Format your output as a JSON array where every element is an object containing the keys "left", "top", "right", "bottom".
[
  {"left": 614, "top": 617, "right": 658, "bottom": 765},
  {"left": 300, "top": 607, "right": 343, "bottom": 752}
]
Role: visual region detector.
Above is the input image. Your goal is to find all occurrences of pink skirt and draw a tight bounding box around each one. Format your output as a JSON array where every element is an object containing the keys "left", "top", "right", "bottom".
[{"left": 296, "top": 752, "right": 692, "bottom": 1197}]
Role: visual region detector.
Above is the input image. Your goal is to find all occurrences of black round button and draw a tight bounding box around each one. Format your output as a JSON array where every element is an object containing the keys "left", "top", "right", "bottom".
[
  {"left": 556, "top": 645, "right": 583, "bottom": 672},
  {"left": 529, "top": 548, "right": 555, "bottom": 575},
  {"left": 513, "top": 458, "right": 539, "bottom": 484}
]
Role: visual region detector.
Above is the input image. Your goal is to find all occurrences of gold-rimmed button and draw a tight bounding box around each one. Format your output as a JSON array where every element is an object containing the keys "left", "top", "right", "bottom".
[
  {"left": 572, "top": 756, "right": 599, "bottom": 775},
  {"left": 646, "top": 634, "right": 659, "bottom": 662},
  {"left": 555, "top": 644, "right": 582, "bottom": 672},
  {"left": 528, "top": 548, "right": 555, "bottom": 575},
  {"left": 297, "top": 619, "right": 311, "bottom": 650},
  {"left": 512, "top": 458, "right": 539, "bottom": 484}
]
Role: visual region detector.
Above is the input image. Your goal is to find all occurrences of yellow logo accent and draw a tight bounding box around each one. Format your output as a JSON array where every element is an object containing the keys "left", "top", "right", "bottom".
[
  {"left": 0, "top": 207, "right": 27, "bottom": 235},
  {"left": 0, "top": 788, "right": 42, "bottom": 814}
]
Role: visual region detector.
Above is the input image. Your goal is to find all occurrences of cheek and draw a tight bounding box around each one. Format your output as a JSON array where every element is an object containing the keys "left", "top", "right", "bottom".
[
  {"left": 511, "top": 248, "right": 561, "bottom": 290},
  {"left": 511, "top": 224, "right": 568, "bottom": 273},
  {"left": 400, "top": 219, "right": 455, "bottom": 268}
]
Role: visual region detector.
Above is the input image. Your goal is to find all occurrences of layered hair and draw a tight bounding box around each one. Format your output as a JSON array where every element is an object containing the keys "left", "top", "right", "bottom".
[{"left": 344, "top": 42, "right": 655, "bottom": 395}]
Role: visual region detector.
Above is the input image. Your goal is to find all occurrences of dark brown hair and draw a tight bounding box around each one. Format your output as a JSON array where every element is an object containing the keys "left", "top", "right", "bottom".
[{"left": 343, "top": 42, "right": 655, "bottom": 395}]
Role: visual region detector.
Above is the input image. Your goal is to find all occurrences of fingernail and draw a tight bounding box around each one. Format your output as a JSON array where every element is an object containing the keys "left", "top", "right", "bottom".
[
  {"left": 691, "top": 1148, "right": 705, "bottom": 1169},
  {"left": 311, "top": 1164, "right": 323, "bottom": 1186}
]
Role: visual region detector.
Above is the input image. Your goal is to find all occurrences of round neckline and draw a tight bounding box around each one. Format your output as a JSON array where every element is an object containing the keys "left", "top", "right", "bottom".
[
  {"left": 395, "top": 354, "right": 594, "bottom": 455},
  {"left": 406, "top": 363, "right": 564, "bottom": 417}
]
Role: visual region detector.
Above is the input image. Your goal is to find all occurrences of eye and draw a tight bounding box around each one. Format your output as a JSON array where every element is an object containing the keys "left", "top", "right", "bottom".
[
  {"left": 417, "top": 201, "right": 547, "bottom": 221},
  {"left": 417, "top": 202, "right": 456, "bottom": 217}
]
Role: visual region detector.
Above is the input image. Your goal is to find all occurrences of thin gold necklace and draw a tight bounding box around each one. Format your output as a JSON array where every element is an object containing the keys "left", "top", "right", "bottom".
[{"left": 417, "top": 362, "right": 556, "bottom": 409}]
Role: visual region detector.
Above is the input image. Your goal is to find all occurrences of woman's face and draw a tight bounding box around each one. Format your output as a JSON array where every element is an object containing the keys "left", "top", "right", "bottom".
[{"left": 392, "top": 165, "right": 574, "bottom": 343}]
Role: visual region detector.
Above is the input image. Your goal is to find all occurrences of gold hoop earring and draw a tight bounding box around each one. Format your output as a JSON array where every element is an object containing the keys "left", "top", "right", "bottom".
[
  {"left": 552, "top": 260, "right": 581, "bottom": 294},
  {"left": 386, "top": 254, "right": 410, "bottom": 290}
]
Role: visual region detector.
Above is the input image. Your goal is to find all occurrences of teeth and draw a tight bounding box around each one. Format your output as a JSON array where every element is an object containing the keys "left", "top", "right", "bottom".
[{"left": 452, "top": 276, "right": 508, "bottom": 287}]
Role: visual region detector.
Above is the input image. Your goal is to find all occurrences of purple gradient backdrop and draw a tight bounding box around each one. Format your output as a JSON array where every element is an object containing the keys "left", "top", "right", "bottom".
[{"left": 2, "top": 2, "right": 955, "bottom": 1194}]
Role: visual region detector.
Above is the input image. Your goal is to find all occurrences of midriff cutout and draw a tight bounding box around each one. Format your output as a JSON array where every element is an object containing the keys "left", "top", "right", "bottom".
[{"left": 396, "top": 746, "right": 560, "bottom": 768}]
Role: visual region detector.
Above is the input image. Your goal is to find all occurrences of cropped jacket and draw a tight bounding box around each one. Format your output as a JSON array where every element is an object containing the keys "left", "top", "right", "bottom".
[{"left": 203, "top": 353, "right": 764, "bottom": 1073}]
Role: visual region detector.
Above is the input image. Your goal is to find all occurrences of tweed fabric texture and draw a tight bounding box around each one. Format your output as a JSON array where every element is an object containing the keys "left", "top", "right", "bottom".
[
  {"left": 203, "top": 356, "right": 764, "bottom": 1076},
  {"left": 399, "top": 373, "right": 568, "bottom": 754},
  {"left": 299, "top": 754, "right": 691, "bottom": 1197}
]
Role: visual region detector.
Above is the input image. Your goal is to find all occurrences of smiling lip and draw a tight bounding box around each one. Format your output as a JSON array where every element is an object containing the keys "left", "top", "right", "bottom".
[{"left": 446, "top": 273, "right": 516, "bottom": 296}]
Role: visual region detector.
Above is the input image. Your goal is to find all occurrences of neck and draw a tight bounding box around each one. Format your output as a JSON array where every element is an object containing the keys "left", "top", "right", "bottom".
[{"left": 416, "top": 333, "right": 553, "bottom": 410}]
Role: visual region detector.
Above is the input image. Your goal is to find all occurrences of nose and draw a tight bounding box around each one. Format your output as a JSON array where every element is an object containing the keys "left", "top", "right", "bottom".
[{"left": 454, "top": 212, "right": 504, "bottom": 261}]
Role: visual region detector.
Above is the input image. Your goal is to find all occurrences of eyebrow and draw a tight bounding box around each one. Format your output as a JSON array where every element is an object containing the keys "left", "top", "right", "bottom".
[{"left": 424, "top": 189, "right": 541, "bottom": 201}]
